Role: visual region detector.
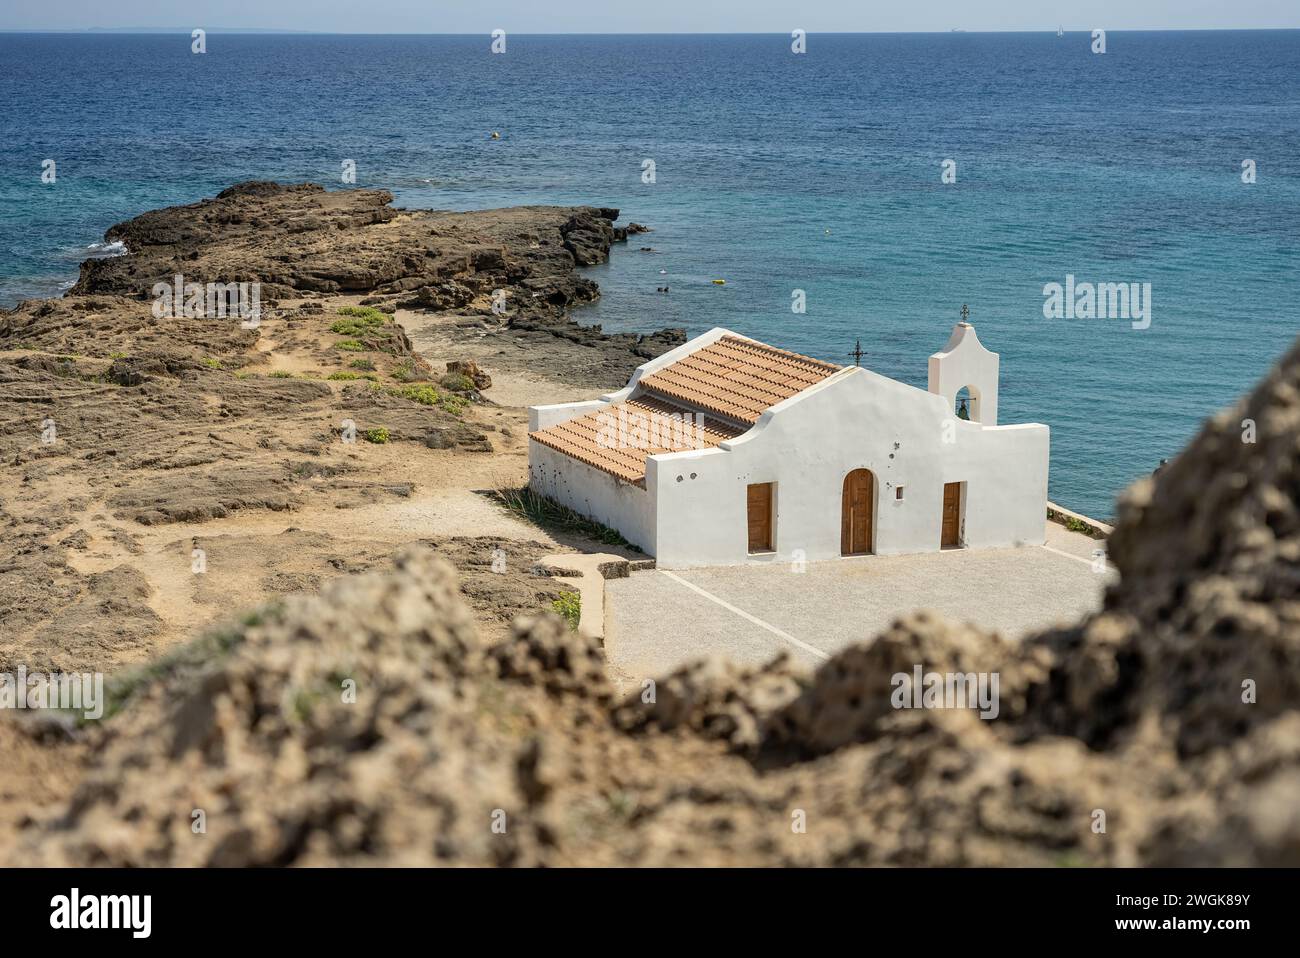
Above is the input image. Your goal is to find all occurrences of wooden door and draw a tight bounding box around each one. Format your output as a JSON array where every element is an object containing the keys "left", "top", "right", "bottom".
[
  {"left": 840, "top": 469, "right": 873, "bottom": 555},
  {"left": 941, "top": 482, "right": 961, "bottom": 547},
  {"left": 747, "top": 483, "right": 772, "bottom": 553}
]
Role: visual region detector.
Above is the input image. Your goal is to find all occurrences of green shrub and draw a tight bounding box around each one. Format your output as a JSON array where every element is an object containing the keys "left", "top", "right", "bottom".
[
  {"left": 348, "top": 358, "right": 376, "bottom": 371},
  {"left": 440, "top": 373, "right": 475, "bottom": 392},
  {"left": 438, "top": 393, "right": 468, "bottom": 414},
  {"left": 331, "top": 321, "right": 383, "bottom": 337},
  {"left": 338, "top": 305, "right": 389, "bottom": 321},
  {"left": 330, "top": 306, "right": 388, "bottom": 336},
  {"left": 390, "top": 358, "right": 419, "bottom": 382},
  {"left": 268, "top": 370, "right": 294, "bottom": 378},
  {"left": 364, "top": 427, "right": 390, "bottom": 444},
  {"left": 334, "top": 339, "right": 366, "bottom": 352},
  {"left": 392, "top": 384, "right": 440, "bottom": 406},
  {"left": 200, "top": 357, "right": 223, "bottom": 369},
  {"left": 551, "top": 591, "right": 581, "bottom": 631},
  {"left": 388, "top": 384, "right": 468, "bottom": 415}
]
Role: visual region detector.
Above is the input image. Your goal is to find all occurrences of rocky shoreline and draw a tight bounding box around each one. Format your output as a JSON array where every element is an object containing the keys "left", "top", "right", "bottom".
[
  {"left": 65, "top": 181, "right": 683, "bottom": 388},
  {"left": 0, "top": 182, "right": 685, "bottom": 682},
  {"left": 1, "top": 183, "right": 1297, "bottom": 867}
]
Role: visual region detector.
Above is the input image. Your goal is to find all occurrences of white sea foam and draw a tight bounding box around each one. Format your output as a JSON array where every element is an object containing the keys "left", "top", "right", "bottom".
[{"left": 85, "top": 240, "right": 128, "bottom": 258}]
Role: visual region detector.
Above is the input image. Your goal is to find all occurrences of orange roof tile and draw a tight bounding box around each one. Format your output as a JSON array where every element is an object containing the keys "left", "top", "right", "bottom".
[
  {"left": 639, "top": 335, "right": 840, "bottom": 424},
  {"left": 530, "top": 395, "right": 744, "bottom": 486}
]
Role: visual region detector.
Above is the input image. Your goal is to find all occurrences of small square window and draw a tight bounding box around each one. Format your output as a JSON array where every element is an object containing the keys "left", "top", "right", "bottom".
[{"left": 895, "top": 486, "right": 905, "bottom": 500}]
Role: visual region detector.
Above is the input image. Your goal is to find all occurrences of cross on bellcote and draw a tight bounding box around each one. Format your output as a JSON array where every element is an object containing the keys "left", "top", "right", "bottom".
[
  {"left": 848, "top": 339, "right": 867, "bottom": 367},
  {"left": 961, "top": 303, "right": 970, "bottom": 322}
]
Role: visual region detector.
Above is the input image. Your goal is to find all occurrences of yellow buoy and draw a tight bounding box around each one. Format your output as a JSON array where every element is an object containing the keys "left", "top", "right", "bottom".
[{"left": 712, "top": 279, "right": 726, "bottom": 285}]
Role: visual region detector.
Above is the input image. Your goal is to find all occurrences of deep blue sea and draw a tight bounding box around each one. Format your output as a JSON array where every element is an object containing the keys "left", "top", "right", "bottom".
[{"left": 2, "top": 32, "right": 1298, "bottom": 518}]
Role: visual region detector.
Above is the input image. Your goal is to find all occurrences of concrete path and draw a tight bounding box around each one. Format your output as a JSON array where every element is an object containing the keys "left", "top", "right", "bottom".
[
  {"left": 604, "top": 523, "right": 1114, "bottom": 678},
  {"left": 538, "top": 552, "right": 629, "bottom": 642}
]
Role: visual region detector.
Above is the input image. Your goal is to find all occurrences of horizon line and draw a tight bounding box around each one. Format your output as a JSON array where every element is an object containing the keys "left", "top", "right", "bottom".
[{"left": 4, "top": 27, "right": 1300, "bottom": 36}]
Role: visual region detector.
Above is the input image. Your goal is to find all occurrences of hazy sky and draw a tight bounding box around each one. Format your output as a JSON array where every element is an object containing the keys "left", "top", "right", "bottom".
[{"left": 3, "top": 0, "right": 1297, "bottom": 33}]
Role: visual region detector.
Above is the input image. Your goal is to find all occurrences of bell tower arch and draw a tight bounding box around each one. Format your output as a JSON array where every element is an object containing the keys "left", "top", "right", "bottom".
[{"left": 928, "top": 313, "right": 999, "bottom": 425}]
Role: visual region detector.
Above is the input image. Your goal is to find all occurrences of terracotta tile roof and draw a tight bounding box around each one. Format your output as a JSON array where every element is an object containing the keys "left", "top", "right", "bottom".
[
  {"left": 529, "top": 395, "right": 744, "bottom": 486},
  {"left": 639, "top": 335, "right": 840, "bottom": 425}
]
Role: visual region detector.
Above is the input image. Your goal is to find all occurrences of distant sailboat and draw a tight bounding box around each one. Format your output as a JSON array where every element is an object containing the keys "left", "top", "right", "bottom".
[{"left": 1057, "top": 25, "right": 1064, "bottom": 38}]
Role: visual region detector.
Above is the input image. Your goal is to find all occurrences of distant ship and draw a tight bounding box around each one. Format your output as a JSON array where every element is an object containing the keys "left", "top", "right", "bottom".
[{"left": 1057, "top": 26, "right": 1064, "bottom": 37}]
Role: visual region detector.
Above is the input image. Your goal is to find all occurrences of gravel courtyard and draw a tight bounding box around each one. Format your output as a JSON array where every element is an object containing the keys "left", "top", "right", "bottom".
[{"left": 604, "top": 522, "right": 1113, "bottom": 678}]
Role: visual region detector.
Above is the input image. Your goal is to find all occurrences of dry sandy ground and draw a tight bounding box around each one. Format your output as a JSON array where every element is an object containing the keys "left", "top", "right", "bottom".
[
  {"left": 0, "top": 187, "right": 677, "bottom": 841},
  {"left": 0, "top": 296, "right": 610, "bottom": 835},
  {"left": 2, "top": 297, "right": 589, "bottom": 659}
]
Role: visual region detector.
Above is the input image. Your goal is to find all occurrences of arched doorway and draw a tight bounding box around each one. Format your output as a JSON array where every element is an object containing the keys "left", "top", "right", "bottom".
[{"left": 841, "top": 469, "right": 874, "bottom": 555}]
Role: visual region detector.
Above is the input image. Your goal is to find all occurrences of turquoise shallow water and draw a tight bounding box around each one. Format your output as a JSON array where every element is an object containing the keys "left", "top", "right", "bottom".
[{"left": 1, "top": 31, "right": 1298, "bottom": 518}]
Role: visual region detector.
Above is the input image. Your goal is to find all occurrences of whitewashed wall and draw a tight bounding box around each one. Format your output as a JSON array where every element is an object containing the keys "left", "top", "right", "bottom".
[
  {"left": 528, "top": 443, "right": 655, "bottom": 554},
  {"left": 648, "top": 367, "right": 1048, "bottom": 569},
  {"left": 928, "top": 322, "right": 1000, "bottom": 425},
  {"left": 528, "top": 325, "right": 1048, "bottom": 571}
]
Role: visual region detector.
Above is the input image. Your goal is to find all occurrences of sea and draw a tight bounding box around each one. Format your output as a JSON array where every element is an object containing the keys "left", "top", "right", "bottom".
[{"left": 1, "top": 31, "right": 1297, "bottom": 519}]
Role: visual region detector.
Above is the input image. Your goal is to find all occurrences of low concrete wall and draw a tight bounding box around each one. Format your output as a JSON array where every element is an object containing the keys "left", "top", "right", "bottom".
[
  {"left": 1046, "top": 501, "right": 1113, "bottom": 539},
  {"left": 529, "top": 398, "right": 608, "bottom": 432}
]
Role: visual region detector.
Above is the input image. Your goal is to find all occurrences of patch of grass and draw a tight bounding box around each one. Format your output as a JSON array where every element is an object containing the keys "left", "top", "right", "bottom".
[
  {"left": 327, "top": 371, "right": 377, "bottom": 381},
  {"left": 493, "top": 486, "right": 641, "bottom": 551},
  {"left": 268, "top": 370, "right": 294, "bottom": 378},
  {"left": 348, "top": 357, "right": 376, "bottom": 371},
  {"left": 440, "top": 372, "right": 475, "bottom": 393},
  {"left": 389, "top": 384, "right": 467, "bottom": 415},
  {"left": 551, "top": 591, "right": 581, "bottom": 630},
  {"left": 364, "top": 427, "right": 391, "bottom": 444},
  {"left": 109, "top": 351, "right": 127, "bottom": 360},
  {"left": 390, "top": 358, "right": 419, "bottom": 382},
  {"left": 200, "top": 357, "right": 223, "bottom": 369},
  {"left": 330, "top": 307, "right": 389, "bottom": 337},
  {"left": 334, "top": 339, "right": 366, "bottom": 352},
  {"left": 394, "top": 383, "right": 439, "bottom": 405},
  {"left": 338, "top": 305, "right": 389, "bottom": 321}
]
